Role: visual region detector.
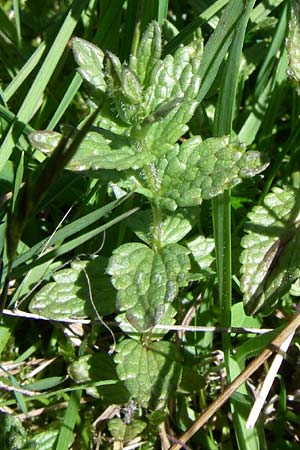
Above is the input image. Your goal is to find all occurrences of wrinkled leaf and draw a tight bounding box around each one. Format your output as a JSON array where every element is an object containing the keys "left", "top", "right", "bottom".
[
  {"left": 116, "top": 302, "right": 177, "bottom": 341},
  {"left": 157, "top": 136, "right": 269, "bottom": 210},
  {"left": 68, "top": 129, "right": 154, "bottom": 171},
  {"left": 137, "top": 98, "right": 199, "bottom": 154},
  {"left": 240, "top": 186, "right": 300, "bottom": 314},
  {"left": 129, "top": 21, "right": 162, "bottom": 87},
  {"left": 107, "top": 242, "right": 190, "bottom": 331},
  {"left": 145, "top": 34, "right": 203, "bottom": 111},
  {"left": 29, "top": 257, "right": 116, "bottom": 319},
  {"left": 127, "top": 208, "right": 197, "bottom": 246},
  {"left": 72, "top": 37, "right": 106, "bottom": 92},
  {"left": 114, "top": 339, "right": 181, "bottom": 408}
]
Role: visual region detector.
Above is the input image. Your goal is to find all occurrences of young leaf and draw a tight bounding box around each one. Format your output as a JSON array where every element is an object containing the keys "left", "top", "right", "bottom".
[
  {"left": 72, "top": 37, "right": 106, "bottom": 92},
  {"left": 107, "top": 242, "right": 190, "bottom": 331},
  {"left": 129, "top": 21, "right": 162, "bottom": 87},
  {"left": 145, "top": 34, "right": 203, "bottom": 111},
  {"left": 240, "top": 186, "right": 300, "bottom": 314},
  {"left": 114, "top": 339, "right": 181, "bottom": 409},
  {"left": 29, "top": 257, "right": 116, "bottom": 319}
]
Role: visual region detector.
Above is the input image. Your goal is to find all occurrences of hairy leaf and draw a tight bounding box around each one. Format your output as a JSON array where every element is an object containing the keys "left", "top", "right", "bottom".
[
  {"left": 145, "top": 34, "right": 203, "bottom": 111},
  {"left": 68, "top": 129, "right": 154, "bottom": 171},
  {"left": 107, "top": 242, "right": 190, "bottom": 331},
  {"left": 157, "top": 136, "right": 269, "bottom": 210},
  {"left": 72, "top": 37, "right": 106, "bottom": 92},
  {"left": 129, "top": 21, "right": 162, "bottom": 87},
  {"left": 29, "top": 257, "right": 115, "bottom": 319},
  {"left": 114, "top": 339, "right": 181, "bottom": 408},
  {"left": 240, "top": 186, "right": 300, "bottom": 314}
]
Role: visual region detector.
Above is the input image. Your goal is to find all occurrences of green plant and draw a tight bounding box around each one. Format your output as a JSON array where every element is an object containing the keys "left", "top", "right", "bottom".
[
  {"left": 2, "top": 1, "right": 300, "bottom": 449},
  {"left": 28, "top": 16, "right": 268, "bottom": 438}
]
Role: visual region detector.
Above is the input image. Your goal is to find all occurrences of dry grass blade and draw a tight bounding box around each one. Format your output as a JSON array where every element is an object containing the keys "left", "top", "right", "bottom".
[{"left": 168, "top": 312, "right": 300, "bottom": 450}]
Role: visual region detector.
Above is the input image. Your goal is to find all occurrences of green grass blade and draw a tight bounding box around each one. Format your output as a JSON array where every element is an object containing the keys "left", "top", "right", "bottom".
[
  {"left": 94, "top": 0, "right": 126, "bottom": 46},
  {"left": 46, "top": 73, "right": 82, "bottom": 130},
  {"left": 0, "top": 7, "right": 18, "bottom": 45},
  {"left": 0, "top": 104, "right": 34, "bottom": 134},
  {"left": 157, "top": 0, "right": 169, "bottom": 24},
  {"left": 12, "top": 195, "right": 132, "bottom": 269},
  {"left": 55, "top": 390, "right": 81, "bottom": 450},
  {"left": 0, "top": 364, "right": 27, "bottom": 414},
  {"left": 12, "top": 0, "right": 21, "bottom": 49},
  {"left": 196, "top": 0, "right": 245, "bottom": 104},
  {"left": 254, "top": 2, "right": 288, "bottom": 99},
  {"left": 212, "top": 1, "right": 260, "bottom": 448},
  {"left": 163, "top": 0, "right": 229, "bottom": 54},
  {"left": 4, "top": 42, "right": 46, "bottom": 101},
  {"left": 11, "top": 206, "right": 139, "bottom": 278},
  {"left": 0, "top": 0, "right": 89, "bottom": 174}
]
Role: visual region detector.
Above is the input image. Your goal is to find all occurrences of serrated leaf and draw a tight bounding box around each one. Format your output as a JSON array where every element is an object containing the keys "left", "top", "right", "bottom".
[
  {"left": 286, "top": 1, "right": 300, "bottom": 93},
  {"left": 137, "top": 98, "right": 198, "bottom": 153},
  {"left": 29, "top": 257, "right": 116, "bottom": 320},
  {"left": 108, "top": 418, "right": 146, "bottom": 442},
  {"left": 67, "top": 129, "right": 154, "bottom": 172},
  {"left": 130, "top": 21, "right": 162, "bottom": 87},
  {"left": 157, "top": 136, "right": 269, "bottom": 210},
  {"left": 114, "top": 339, "right": 181, "bottom": 408},
  {"left": 240, "top": 186, "right": 300, "bottom": 315},
  {"left": 127, "top": 208, "right": 196, "bottom": 246},
  {"left": 107, "top": 242, "right": 190, "bottom": 331},
  {"left": 145, "top": 35, "right": 203, "bottom": 111},
  {"left": 72, "top": 37, "right": 106, "bottom": 92}
]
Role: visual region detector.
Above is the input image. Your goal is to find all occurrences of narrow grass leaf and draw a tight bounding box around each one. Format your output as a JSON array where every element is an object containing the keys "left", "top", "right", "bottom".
[
  {"left": 24, "top": 376, "right": 66, "bottom": 391},
  {"left": 4, "top": 42, "right": 46, "bottom": 101},
  {"left": 11, "top": 206, "right": 139, "bottom": 278},
  {"left": 55, "top": 390, "right": 81, "bottom": 450},
  {"left": 0, "top": 0, "right": 88, "bottom": 173},
  {"left": 11, "top": 195, "right": 134, "bottom": 268}
]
